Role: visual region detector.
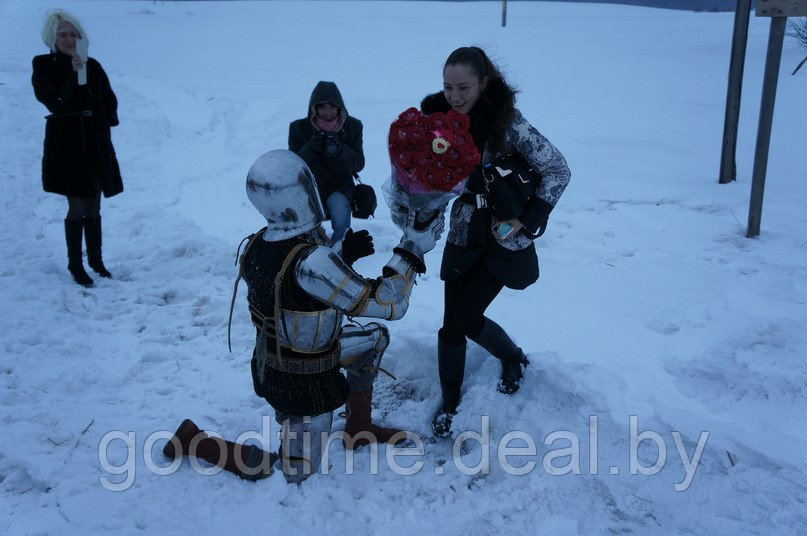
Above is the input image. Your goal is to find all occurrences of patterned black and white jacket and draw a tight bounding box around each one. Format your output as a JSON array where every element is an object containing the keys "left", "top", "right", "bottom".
[{"left": 421, "top": 82, "right": 571, "bottom": 253}]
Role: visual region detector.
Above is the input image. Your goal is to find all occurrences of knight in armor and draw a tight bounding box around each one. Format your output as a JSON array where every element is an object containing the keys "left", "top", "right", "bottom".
[{"left": 163, "top": 150, "right": 443, "bottom": 483}]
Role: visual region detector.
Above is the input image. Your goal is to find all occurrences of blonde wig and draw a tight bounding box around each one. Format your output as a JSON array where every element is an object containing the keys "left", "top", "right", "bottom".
[{"left": 41, "top": 9, "right": 88, "bottom": 52}]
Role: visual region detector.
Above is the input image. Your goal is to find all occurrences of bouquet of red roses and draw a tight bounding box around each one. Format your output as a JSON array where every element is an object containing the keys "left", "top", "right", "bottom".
[{"left": 384, "top": 107, "right": 480, "bottom": 229}]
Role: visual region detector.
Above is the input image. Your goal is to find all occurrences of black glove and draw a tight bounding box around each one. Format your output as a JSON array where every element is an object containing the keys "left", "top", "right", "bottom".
[
  {"left": 341, "top": 228, "right": 374, "bottom": 265},
  {"left": 323, "top": 132, "right": 342, "bottom": 158},
  {"left": 309, "top": 132, "right": 326, "bottom": 153}
]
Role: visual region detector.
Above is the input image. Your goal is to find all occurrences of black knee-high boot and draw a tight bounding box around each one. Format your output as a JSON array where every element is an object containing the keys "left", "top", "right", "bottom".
[
  {"left": 432, "top": 335, "right": 466, "bottom": 437},
  {"left": 471, "top": 318, "right": 529, "bottom": 395},
  {"left": 84, "top": 216, "right": 111, "bottom": 278},
  {"left": 64, "top": 219, "right": 93, "bottom": 287}
]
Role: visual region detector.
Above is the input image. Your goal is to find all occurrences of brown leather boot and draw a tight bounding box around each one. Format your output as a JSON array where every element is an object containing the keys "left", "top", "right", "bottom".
[
  {"left": 163, "top": 418, "right": 204, "bottom": 459},
  {"left": 343, "top": 390, "right": 405, "bottom": 450},
  {"left": 164, "top": 419, "right": 275, "bottom": 481}
]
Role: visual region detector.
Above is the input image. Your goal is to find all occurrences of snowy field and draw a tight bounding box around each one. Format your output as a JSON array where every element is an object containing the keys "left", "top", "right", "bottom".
[{"left": 1, "top": 1, "right": 806, "bottom": 534}]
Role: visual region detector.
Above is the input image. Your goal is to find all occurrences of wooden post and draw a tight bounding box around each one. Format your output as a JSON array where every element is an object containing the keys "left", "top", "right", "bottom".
[
  {"left": 719, "top": 0, "right": 752, "bottom": 184},
  {"left": 747, "top": 16, "right": 787, "bottom": 238},
  {"left": 502, "top": 0, "right": 507, "bottom": 27}
]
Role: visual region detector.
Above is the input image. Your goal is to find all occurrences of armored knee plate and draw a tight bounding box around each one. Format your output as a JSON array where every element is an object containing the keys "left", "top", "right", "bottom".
[{"left": 339, "top": 322, "right": 390, "bottom": 392}]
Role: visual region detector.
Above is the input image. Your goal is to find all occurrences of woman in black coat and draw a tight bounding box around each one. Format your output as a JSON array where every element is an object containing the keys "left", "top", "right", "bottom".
[
  {"left": 32, "top": 10, "right": 123, "bottom": 287},
  {"left": 422, "top": 47, "right": 571, "bottom": 437}
]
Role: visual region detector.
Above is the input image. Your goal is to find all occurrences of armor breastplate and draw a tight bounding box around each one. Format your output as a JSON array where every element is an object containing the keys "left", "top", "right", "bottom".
[
  {"left": 242, "top": 234, "right": 340, "bottom": 357},
  {"left": 275, "top": 307, "right": 342, "bottom": 354}
]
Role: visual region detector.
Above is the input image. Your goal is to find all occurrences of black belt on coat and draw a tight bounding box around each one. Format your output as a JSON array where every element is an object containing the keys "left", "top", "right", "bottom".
[{"left": 45, "top": 110, "right": 93, "bottom": 120}]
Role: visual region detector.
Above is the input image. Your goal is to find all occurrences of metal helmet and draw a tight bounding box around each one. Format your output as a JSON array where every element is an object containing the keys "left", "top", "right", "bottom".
[{"left": 246, "top": 150, "right": 326, "bottom": 242}]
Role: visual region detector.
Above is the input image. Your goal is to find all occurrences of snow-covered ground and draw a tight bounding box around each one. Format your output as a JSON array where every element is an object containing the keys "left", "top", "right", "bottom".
[{"left": 1, "top": 1, "right": 806, "bottom": 534}]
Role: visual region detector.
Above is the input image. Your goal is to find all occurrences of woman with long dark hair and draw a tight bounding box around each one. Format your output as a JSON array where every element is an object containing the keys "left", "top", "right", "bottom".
[
  {"left": 32, "top": 9, "right": 123, "bottom": 287},
  {"left": 421, "top": 47, "right": 571, "bottom": 437}
]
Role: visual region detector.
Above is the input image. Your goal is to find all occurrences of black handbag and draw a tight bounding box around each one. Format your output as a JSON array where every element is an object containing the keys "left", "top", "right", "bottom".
[
  {"left": 351, "top": 176, "right": 377, "bottom": 219},
  {"left": 482, "top": 154, "right": 541, "bottom": 222}
]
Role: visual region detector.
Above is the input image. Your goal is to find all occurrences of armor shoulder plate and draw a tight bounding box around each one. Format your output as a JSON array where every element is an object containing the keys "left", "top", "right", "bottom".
[{"left": 295, "top": 246, "right": 370, "bottom": 313}]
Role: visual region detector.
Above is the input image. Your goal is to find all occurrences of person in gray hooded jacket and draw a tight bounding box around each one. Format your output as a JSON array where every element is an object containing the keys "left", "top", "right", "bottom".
[{"left": 288, "top": 81, "right": 365, "bottom": 243}]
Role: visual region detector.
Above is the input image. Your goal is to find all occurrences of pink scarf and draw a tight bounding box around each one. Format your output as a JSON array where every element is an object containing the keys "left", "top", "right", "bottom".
[{"left": 315, "top": 116, "right": 340, "bottom": 132}]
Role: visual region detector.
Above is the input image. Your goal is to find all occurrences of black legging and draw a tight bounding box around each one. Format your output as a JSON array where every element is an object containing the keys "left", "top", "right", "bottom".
[
  {"left": 439, "top": 259, "right": 504, "bottom": 345},
  {"left": 66, "top": 193, "right": 101, "bottom": 220}
]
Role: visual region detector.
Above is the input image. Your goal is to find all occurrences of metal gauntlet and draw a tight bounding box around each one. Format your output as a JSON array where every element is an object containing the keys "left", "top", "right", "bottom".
[{"left": 394, "top": 211, "right": 445, "bottom": 273}]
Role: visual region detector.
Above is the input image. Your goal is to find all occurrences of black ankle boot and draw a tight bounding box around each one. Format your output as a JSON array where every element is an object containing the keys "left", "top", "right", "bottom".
[
  {"left": 498, "top": 352, "right": 529, "bottom": 395},
  {"left": 64, "top": 219, "right": 94, "bottom": 287},
  {"left": 84, "top": 216, "right": 111, "bottom": 278},
  {"left": 470, "top": 319, "right": 529, "bottom": 395},
  {"left": 432, "top": 336, "right": 465, "bottom": 437},
  {"left": 432, "top": 396, "right": 459, "bottom": 438}
]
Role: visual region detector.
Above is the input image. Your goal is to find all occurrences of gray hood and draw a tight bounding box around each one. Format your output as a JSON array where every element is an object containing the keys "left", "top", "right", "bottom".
[{"left": 308, "top": 81, "right": 348, "bottom": 130}]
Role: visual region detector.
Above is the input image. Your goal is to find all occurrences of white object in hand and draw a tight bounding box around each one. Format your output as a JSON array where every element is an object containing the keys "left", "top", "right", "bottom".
[{"left": 76, "top": 38, "right": 88, "bottom": 86}]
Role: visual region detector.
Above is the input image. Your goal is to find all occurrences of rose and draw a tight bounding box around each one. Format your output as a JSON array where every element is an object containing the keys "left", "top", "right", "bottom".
[
  {"left": 416, "top": 166, "right": 436, "bottom": 187},
  {"left": 434, "top": 168, "right": 450, "bottom": 187},
  {"left": 450, "top": 131, "right": 472, "bottom": 149},
  {"left": 393, "top": 149, "right": 414, "bottom": 168},
  {"left": 427, "top": 113, "right": 447, "bottom": 130},
  {"left": 432, "top": 168, "right": 448, "bottom": 188},
  {"left": 445, "top": 109, "right": 470, "bottom": 131},
  {"left": 415, "top": 167, "right": 458, "bottom": 192},
  {"left": 445, "top": 148, "right": 462, "bottom": 164},
  {"left": 408, "top": 127, "right": 427, "bottom": 146},
  {"left": 414, "top": 115, "right": 429, "bottom": 130},
  {"left": 441, "top": 168, "right": 457, "bottom": 189},
  {"left": 414, "top": 151, "right": 433, "bottom": 167},
  {"left": 389, "top": 124, "right": 409, "bottom": 146},
  {"left": 397, "top": 107, "right": 420, "bottom": 125}
]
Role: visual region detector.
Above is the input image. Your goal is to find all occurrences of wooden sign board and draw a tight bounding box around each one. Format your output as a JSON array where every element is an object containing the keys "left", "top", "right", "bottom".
[{"left": 757, "top": 0, "right": 807, "bottom": 16}]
